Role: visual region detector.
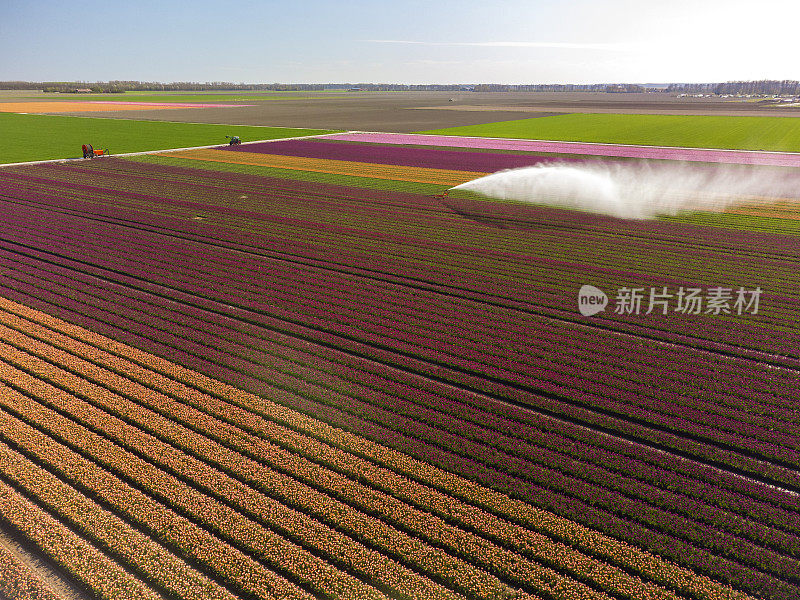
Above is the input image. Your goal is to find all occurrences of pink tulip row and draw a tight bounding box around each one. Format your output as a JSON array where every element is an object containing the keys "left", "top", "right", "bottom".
[
  {"left": 2, "top": 206, "right": 796, "bottom": 477},
  {"left": 3, "top": 166, "right": 796, "bottom": 370},
  {"left": 3, "top": 211, "right": 796, "bottom": 540}
]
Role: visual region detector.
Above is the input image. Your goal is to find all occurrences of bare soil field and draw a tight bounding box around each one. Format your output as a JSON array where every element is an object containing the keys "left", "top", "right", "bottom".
[{"left": 13, "top": 91, "right": 796, "bottom": 132}]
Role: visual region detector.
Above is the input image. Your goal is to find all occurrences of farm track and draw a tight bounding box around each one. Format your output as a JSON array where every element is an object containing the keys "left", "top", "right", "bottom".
[{"left": 0, "top": 158, "right": 797, "bottom": 600}]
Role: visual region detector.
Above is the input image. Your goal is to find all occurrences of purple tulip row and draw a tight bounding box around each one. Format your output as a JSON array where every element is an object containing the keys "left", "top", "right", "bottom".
[
  {"left": 3, "top": 186, "right": 796, "bottom": 482},
  {"left": 3, "top": 161, "right": 800, "bottom": 599},
  {"left": 2, "top": 207, "right": 798, "bottom": 489},
  {"left": 220, "top": 138, "right": 580, "bottom": 172},
  {"left": 3, "top": 268, "right": 796, "bottom": 597},
  {"left": 324, "top": 132, "right": 800, "bottom": 168},
  {"left": 3, "top": 173, "right": 796, "bottom": 392},
  {"left": 3, "top": 184, "right": 796, "bottom": 488},
  {"left": 4, "top": 166, "right": 795, "bottom": 321},
  {"left": 3, "top": 223, "right": 796, "bottom": 516}
]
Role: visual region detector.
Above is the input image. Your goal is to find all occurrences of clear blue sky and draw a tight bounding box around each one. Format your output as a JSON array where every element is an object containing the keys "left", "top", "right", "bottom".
[{"left": 1, "top": 0, "right": 796, "bottom": 84}]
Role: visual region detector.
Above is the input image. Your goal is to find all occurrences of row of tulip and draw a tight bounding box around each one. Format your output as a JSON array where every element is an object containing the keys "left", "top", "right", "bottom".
[
  {"left": 3, "top": 238, "right": 796, "bottom": 516},
  {"left": 4, "top": 230, "right": 792, "bottom": 502},
  {"left": 3, "top": 206, "right": 796, "bottom": 482},
  {"left": 0, "top": 226, "right": 792, "bottom": 506},
  {"left": 0, "top": 309, "right": 683, "bottom": 600},
  {"left": 1, "top": 161, "right": 798, "bottom": 600},
  {"left": 0, "top": 360, "right": 422, "bottom": 600},
  {"left": 0, "top": 329, "right": 539, "bottom": 600},
  {"left": 0, "top": 256, "right": 793, "bottom": 600},
  {"left": 0, "top": 295, "right": 755, "bottom": 600},
  {"left": 0, "top": 423, "right": 235, "bottom": 600},
  {"left": 0, "top": 240, "right": 792, "bottom": 600},
  {"left": 7, "top": 168, "right": 798, "bottom": 377},
  {"left": 321, "top": 132, "right": 800, "bottom": 168},
  {"left": 6, "top": 166, "right": 800, "bottom": 346},
  {"left": 220, "top": 138, "right": 571, "bottom": 172},
  {"left": 12, "top": 190, "right": 792, "bottom": 431},
  {"left": 0, "top": 539, "right": 69, "bottom": 600}
]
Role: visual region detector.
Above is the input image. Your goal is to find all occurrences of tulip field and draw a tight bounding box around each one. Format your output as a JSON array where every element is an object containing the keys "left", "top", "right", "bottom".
[{"left": 0, "top": 132, "right": 798, "bottom": 600}]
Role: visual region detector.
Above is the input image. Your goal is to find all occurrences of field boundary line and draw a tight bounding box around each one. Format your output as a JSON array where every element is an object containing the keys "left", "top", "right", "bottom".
[{"left": 0, "top": 131, "right": 356, "bottom": 169}]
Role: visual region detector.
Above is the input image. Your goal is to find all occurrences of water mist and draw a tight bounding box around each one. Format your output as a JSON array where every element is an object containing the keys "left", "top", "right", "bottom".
[{"left": 451, "top": 161, "right": 800, "bottom": 220}]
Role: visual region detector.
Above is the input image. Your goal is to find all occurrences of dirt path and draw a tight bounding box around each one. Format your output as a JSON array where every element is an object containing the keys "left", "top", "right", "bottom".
[{"left": 0, "top": 519, "right": 92, "bottom": 600}]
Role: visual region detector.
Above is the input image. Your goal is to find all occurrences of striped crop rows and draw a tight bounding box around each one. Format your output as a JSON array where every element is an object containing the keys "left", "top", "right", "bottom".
[{"left": 0, "top": 156, "right": 796, "bottom": 599}]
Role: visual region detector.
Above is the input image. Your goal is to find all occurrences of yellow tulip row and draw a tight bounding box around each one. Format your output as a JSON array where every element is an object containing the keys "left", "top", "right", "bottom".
[{"left": 165, "top": 148, "right": 487, "bottom": 186}]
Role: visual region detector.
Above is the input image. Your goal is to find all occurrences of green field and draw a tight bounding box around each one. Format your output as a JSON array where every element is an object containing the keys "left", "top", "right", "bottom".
[
  {"left": 0, "top": 113, "right": 336, "bottom": 164},
  {"left": 421, "top": 113, "right": 800, "bottom": 152}
]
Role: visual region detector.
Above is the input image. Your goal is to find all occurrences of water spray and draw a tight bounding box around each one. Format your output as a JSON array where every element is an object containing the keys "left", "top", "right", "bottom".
[{"left": 450, "top": 161, "right": 800, "bottom": 220}]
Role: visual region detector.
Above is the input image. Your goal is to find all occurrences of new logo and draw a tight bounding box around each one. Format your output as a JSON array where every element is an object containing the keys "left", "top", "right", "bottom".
[{"left": 578, "top": 285, "right": 608, "bottom": 316}]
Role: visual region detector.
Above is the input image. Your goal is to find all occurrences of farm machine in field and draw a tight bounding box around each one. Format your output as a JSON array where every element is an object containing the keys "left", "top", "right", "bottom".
[
  {"left": 226, "top": 135, "right": 241, "bottom": 146},
  {"left": 81, "top": 144, "right": 109, "bottom": 158}
]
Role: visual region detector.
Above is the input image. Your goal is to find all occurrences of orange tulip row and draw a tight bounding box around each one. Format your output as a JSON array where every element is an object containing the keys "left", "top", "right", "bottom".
[
  {"left": 0, "top": 304, "right": 627, "bottom": 600},
  {"left": 0, "top": 445, "right": 166, "bottom": 600},
  {"left": 0, "top": 542, "right": 65, "bottom": 600},
  {"left": 0, "top": 384, "right": 332, "bottom": 600},
  {"left": 0, "top": 358, "right": 384, "bottom": 600},
  {"left": 0, "top": 298, "right": 754, "bottom": 600},
  {"left": 44, "top": 342, "right": 653, "bottom": 600},
  {"left": 0, "top": 321, "right": 523, "bottom": 600}
]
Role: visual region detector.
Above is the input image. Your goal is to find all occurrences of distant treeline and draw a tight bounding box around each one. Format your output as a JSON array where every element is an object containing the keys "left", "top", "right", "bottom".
[
  {"left": 666, "top": 80, "right": 800, "bottom": 95},
  {"left": 2, "top": 80, "right": 799, "bottom": 95},
  {"left": 0, "top": 80, "right": 649, "bottom": 93}
]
